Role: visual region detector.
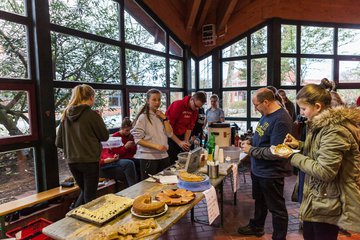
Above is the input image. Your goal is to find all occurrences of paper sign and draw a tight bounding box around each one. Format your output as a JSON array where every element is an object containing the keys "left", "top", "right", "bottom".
[
  {"left": 159, "top": 175, "right": 178, "bottom": 184},
  {"left": 231, "top": 163, "right": 238, "bottom": 193},
  {"left": 203, "top": 186, "right": 219, "bottom": 225}
]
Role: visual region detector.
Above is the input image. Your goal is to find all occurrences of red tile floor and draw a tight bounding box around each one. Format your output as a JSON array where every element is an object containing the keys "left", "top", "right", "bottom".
[{"left": 159, "top": 172, "right": 360, "bottom": 240}]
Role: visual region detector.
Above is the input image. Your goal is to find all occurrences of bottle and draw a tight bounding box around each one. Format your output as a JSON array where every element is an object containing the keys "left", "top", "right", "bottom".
[
  {"left": 234, "top": 132, "right": 240, "bottom": 147},
  {"left": 207, "top": 133, "right": 215, "bottom": 161}
]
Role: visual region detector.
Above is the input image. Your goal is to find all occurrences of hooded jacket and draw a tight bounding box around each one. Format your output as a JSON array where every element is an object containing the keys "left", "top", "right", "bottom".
[
  {"left": 290, "top": 106, "right": 360, "bottom": 232},
  {"left": 56, "top": 104, "right": 109, "bottom": 164}
]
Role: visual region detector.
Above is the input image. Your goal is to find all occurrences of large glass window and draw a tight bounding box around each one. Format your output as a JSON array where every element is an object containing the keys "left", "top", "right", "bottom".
[
  {"left": 0, "top": 90, "right": 31, "bottom": 138},
  {"left": 0, "top": 0, "right": 25, "bottom": 15},
  {"left": 0, "top": 20, "right": 28, "bottom": 79},
  {"left": 281, "top": 58, "right": 297, "bottom": 86},
  {"left": 191, "top": 58, "right": 196, "bottom": 89},
  {"left": 49, "top": 0, "right": 120, "bottom": 40},
  {"left": 124, "top": 1, "right": 165, "bottom": 52},
  {"left": 222, "top": 60, "right": 247, "bottom": 87},
  {"left": 338, "top": 28, "right": 360, "bottom": 55},
  {"left": 339, "top": 61, "right": 360, "bottom": 83},
  {"left": 301, "top": 58, "right": 333, "bottom": 85},
  {"left": 170, "top": 59, "right": 183, "bottom": 88},
  {"left": 251, "top": 58, "right": 267, "bottom": 86},
  {"left": 169, "top": 37, "right": 183, "bottom": 57},
  {"left": 52, "top": 33, "right": 121, "bottom": 83},
  {"left": 223, "top": 91, "right": 247, "bottom": 118},
  {"left": 199, "top": 56, "right": 212, "bottom": 89},
  {"left": 0, "top": 148, "right": 36, "bottom": 204},
  {"left": 251, "top": 26, "right": 267, "bottom": 55},
  {"left": 281, "top": 25, "right": 296, "bottom": 53},
  {"left": 301, "top": 26, "right": 333, "bottom": 54},
  {"left": 338, "top": 89, "right": 360, "bottom": 106},
  {"left": 222, "top": 37, "right": 247, "bottom": 57},
  {"left": 125, "top": 49, "right": 166, "bottom": 86},
  {"left": 170, "top": 92, "right": 183, "bottom": 103}
]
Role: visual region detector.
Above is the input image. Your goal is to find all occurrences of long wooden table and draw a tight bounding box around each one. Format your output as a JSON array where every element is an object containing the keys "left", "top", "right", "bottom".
[{"left": 43, "top": 167, "right": 231, "bottom": 240}]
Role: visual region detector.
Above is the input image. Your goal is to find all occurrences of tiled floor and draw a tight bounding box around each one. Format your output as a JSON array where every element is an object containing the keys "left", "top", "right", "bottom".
[{"left": 159, "top": 172, "right": 360, "bottom": 240}]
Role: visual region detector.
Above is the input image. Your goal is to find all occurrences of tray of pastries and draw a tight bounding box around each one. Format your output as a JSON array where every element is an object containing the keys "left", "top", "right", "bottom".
[
  {"left": 155, "top": 188, "right": 195, "bottom": 206},
  {"left": 86, "top": 218, "right": 162, "bottom": 240},
  {"left": 67, "top": 194, "right": 133, "bottom": 225}
]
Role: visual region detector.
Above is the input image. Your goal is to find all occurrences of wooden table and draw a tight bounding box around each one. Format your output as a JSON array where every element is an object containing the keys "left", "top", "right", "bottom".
[
  {"left": 43, "top": 181, "right": 204, "bottom": 240},
  {"left": 43, "top": 166, "right": 232, "bottom": 240}
]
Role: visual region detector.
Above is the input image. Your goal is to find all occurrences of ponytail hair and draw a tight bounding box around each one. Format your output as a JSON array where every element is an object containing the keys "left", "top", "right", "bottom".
[
  {"left": 61, "top": 84, "right": 95, "bottom": 121},
  {"left": 296, "top": 83, "right": 331, "bottom": 107},
  {"left": 133, "top": 88, "right": 162, "bottom": 126}
]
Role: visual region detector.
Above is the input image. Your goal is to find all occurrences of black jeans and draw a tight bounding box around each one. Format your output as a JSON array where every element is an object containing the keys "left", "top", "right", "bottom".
[
  {"left": 139, "top": 157, "right": 171, "bottom": 180},
  {"left": 168, "top": 135, "right": 185, "bottom": 165},
  {"left": 250, "top": 173, "right": 288, "bottom": 240},
  {"left": 303, "top": 221, "right": 339, "bottom": 240},
  {"left": 69, "top": 162, "right": 99, "bottom": 208}
]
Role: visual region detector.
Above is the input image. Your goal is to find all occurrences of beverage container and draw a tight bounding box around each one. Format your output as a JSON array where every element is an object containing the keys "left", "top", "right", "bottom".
[{"left": 207, "top": 133, "right": 215, "bottom": 161}]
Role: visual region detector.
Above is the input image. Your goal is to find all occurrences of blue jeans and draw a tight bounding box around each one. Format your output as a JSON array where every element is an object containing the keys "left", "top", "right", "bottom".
[{"left": 101, "top": 159, "right": 137, "bottom": 186}]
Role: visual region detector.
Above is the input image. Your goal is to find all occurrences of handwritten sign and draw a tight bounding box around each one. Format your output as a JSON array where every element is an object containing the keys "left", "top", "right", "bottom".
[
  {"left": 231, "top": 163, "right": 238, "bottom": 193},
  {"left": 203, "top": 186, "right": 219, "bottom": 225}
]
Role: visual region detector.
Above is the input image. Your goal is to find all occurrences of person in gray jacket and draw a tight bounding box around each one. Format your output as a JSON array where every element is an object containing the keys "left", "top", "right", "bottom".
[
  {"left": 283, "top": 84, "right": 360, "bottom": 240},
  {"left": 56, "top": 84, "right": 109, "bottom": 207}
]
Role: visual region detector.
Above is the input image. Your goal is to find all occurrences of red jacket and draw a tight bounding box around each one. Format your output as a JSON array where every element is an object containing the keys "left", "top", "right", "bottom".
[
  {"left": 99, "top": 131, "right": 137, "bottom": 166},
  {"left": 166, "top": 96, "right": 198, "bottom": 136}
]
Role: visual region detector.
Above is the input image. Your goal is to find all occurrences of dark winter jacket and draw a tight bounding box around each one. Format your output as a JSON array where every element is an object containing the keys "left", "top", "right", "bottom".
[{"left": 56, "top": 104, "right": 109, "bottom": 164}]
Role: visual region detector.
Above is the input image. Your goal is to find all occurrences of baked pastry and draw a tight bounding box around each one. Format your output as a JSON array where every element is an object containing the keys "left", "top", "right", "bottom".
[
  {"left": 274, "top": 144, "right": 293, "bottom": 155},
  {"left": 67, "top": 194, "right": 133, "bottom": 225},
  {"left": 155, "top": 188, "right": 195, "bottom": 205},
  {"left": 132, "top": 193, "right": 165, "bottom": 215},
  {"left": 178, "top": 171, "right": 205, "bottom": 182}
]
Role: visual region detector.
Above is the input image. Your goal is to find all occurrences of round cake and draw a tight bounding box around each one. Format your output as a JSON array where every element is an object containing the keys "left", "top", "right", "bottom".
[
  {"left": 132, "top": 193, "right": 165, "bottom": 215},
  {"left": 177, "top": 175, "right": 211, "bottom": 192},
  {"left": 155, "top": 188, "right": 195, "bottom": 205}
]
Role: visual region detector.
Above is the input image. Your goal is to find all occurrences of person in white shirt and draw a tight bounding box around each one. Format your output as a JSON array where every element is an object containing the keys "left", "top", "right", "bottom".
[
  {"left": 131, "top": 89, "right": 173, "bottom": 180},
  {"left": 205, "top": 94, "right": 225, "bottom": 126}
]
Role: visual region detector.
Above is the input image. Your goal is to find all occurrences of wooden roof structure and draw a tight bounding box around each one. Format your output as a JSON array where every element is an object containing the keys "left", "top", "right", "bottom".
[{"left": 143, "top": 0, "right": 360, "bottom": 57}]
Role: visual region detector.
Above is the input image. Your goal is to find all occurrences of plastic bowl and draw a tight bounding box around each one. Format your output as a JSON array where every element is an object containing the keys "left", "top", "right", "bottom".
[{"left": 177, "top": 152, "right": 189, "bottom": 164}]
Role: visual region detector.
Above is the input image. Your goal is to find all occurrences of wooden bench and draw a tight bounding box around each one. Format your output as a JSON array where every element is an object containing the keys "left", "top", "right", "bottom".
[{"left": 0, "top": 185, "right": 79, "bottom": 238}]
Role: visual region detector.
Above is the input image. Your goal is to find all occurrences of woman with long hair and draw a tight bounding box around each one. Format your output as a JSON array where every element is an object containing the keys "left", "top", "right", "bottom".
[{"left": 56, "top": 84, "right": 109, "bottom": 207}]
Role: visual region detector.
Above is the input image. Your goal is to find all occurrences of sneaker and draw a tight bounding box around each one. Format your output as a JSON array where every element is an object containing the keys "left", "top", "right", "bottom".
[{"left": 237, "top": 224, "right": 265, "bottom": 237}]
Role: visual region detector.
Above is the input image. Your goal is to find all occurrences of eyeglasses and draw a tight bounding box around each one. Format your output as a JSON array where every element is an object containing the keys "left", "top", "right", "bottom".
[
  {"left": 253, "top": 101, "right": 264, "bottom": 109},
  {"left": 192, "top": 98, "right": 202, "bottom": 109}
]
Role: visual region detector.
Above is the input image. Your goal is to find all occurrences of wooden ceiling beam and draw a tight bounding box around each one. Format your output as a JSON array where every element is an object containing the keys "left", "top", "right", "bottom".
[
  {"left": 185, "top": 0, "right": 202, "bottom": 33},
  {"left": 217, "top": 0, "right": 238, "bottom": 32},
  {"left": 197, "top": 0, "right": 212, "bottom": 31}
]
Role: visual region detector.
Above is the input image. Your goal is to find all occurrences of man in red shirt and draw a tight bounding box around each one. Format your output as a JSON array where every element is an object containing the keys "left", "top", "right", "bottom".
[{"left": 166, "top": 91, "right": 207, "bottom": 164}]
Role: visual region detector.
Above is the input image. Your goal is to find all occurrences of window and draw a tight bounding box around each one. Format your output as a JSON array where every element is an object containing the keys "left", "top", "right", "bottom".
[
  {"left": 339, "top": 61, "right": 360, "bottom": 83},
  {"left": 280, "top": 58, "right": 297, "bottom": 86},
  {"left": 337, "top": 89, "right": 360, "bottom": 106},
  {"left": 281, "top": 25, "right": 296, "bottom": 53},
  {"left": 52, "top": 33, "right": 121, "bottom": 83},
  {"left": 0, "top": 0, "right": 25, "bottom": 15},
  {"left": 301, "top": 26, "right": 333, "bottom": 54},
  {"left": 170, "top": 59, "right": 183, "bottom": 88},
  {"left": 223, "top": 91, "right": 247, "bottom": 118},
  {"left": 0, "top": 148, "right": 36, "bottom": 204},
  {"left": 301, "top": 58, "right": 333, "bottom": 85},
  {"left": 170, "top": 92, "right": 183, "bottom": 103},
  {"left": 124, "top": 0, "right": 165, "bottom": 52},
  {"left": 222, "top": 37, "right": 247, "bottom": 58},
  {"left": 0, "top": 19, "right": 29, "bottom": 79},
  {"left": 251, "top": 58, "right": 267, "bottom": 86},
  {"left": 222, "top": 60, "right": 247, "bottom": 87},
  {"left": 49, "top": 0, "right": 120, "bottom": 40},
  {"left": 169, "top": 37, "right": 183, "bottom": 57},
  {"left": 199, "top": 56, "right": 212, "bottom": 89},
  {"left": 191, "top": 58, "right": 196, "bottom": 89},
  {"left": 338, "top": 28, "right": 360, "bottom": 55},
  {"left": 251, "top": 26, "right": 267, "bottom": 55}
]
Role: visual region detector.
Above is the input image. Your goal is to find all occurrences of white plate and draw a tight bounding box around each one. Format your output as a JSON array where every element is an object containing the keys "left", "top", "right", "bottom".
[
  {"left": 270, "top": 145, "right": 300, "bottom": 156},
  {"left": 131, "top": 204, "right": 168, "bottom": 218}
]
